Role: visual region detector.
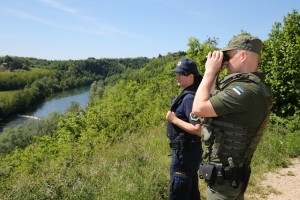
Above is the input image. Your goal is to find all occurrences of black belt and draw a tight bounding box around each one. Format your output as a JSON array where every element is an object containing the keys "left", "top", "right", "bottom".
[
  {"left": 200, "top": 163, "right": 246, "bottom": 188},
  {"left": 217, "top": 164, "right": 246, "bottom": 187}
]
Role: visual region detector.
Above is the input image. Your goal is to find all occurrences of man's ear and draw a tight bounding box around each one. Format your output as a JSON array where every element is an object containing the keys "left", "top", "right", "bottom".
[{"left": 240, "top": 50, "right": 247, "bottom": 62}]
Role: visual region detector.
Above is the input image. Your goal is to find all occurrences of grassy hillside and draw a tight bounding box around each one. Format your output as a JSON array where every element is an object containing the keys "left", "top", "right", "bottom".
[{"left": 0, "top": 54, "right": 299, "bottom": 199}]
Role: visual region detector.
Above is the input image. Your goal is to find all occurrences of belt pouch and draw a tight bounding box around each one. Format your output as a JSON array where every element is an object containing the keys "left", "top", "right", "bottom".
[{"left": 199, "top": 164, "right": 216, "bottom": 185}]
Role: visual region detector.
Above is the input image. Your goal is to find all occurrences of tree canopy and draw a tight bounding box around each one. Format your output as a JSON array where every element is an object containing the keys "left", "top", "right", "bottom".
[{"left": 260, "top": 9, "right": 300, "bottom": 117}]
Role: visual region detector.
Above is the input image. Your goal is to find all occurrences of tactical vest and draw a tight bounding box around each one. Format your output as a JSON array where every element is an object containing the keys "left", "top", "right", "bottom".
[
  {"left": 166, "top": 89, "right": 195, "bottom": 142},
  {"left": 202, "top": 73, "right": 273, "bottom": 167}
]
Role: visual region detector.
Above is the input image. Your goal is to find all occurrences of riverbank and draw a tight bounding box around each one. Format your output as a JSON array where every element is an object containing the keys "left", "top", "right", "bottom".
[{"left": 0, "top": 86, "right": 90, "bottom": 133}]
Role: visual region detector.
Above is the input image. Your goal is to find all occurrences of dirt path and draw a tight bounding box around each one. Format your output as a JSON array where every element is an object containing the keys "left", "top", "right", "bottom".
[{"left": 259, "top": 158, "right": 300, "bottom": 200}]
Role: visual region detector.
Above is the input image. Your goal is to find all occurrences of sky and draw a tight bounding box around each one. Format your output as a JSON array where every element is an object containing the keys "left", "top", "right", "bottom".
[{"left": 1, "top": 0, "right": 299, "bottom": 60}]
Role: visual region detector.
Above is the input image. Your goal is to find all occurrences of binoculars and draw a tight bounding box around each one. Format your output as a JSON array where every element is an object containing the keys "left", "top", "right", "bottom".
[
  {"left": 205, "top": 53, "right": 229, "bottom": 64},
  {"left": 222, "top": 53, "right": 229, "bottom": 63}
]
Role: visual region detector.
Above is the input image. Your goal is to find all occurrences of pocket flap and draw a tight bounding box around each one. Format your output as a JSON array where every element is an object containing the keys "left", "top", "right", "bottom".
[{"left": 199, "top": 164, "right": 216, "bottom": 180}]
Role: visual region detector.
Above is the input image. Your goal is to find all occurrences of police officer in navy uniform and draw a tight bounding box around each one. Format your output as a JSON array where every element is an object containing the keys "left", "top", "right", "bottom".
[
  {"left": 192, "top": 35, "right": 273, "bottom": 200},
  {"left": 166, "top": 58, "right": 203, "bottom": 200}
]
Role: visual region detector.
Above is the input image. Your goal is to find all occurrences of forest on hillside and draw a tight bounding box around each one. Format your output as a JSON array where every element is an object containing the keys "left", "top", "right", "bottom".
[
  {"left": 0, "top": 9, "right": 299, "bottom": 200},
  {"left": 0, "top": 56, "right": 150, "bottom": 119}
]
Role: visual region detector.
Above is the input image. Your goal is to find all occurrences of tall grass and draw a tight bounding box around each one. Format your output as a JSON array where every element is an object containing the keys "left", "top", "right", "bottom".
[{"left": 1, "top": 114, "right": 299, "bottom": 199}]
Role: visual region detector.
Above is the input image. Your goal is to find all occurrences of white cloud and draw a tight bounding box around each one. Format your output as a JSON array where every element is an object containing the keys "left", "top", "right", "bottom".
[
  {"left": 1, "top": 7, "right": 53, "bottom": 25},
  {"left": 38, "top": 0, "right": 77, "bottom": 14},
  {"left": 0, "top": 5, "right": 131, "bottom": 38},
  {"left": 36, "top": 0, "right": 132, "bottom": 37}
]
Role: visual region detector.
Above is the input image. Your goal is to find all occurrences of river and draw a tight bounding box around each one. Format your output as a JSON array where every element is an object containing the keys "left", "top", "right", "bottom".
[{"left": 0, "top": 86, "right": 90, "bottom": 132}]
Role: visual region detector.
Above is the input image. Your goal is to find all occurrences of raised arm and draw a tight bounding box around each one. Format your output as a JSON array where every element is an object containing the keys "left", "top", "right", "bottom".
[{"left": 192, "top": 51, "right": 224, "bottom": 117}]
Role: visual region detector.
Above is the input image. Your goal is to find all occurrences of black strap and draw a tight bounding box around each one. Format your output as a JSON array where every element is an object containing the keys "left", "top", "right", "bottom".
[{"left": 170, "top": 90, "right": 195, "bottom": 111}]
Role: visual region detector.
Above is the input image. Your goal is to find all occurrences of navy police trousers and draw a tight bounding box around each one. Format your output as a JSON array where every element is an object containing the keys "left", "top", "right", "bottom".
[{"left": 169, "top": 145, "right": 202, "bottom": 200}]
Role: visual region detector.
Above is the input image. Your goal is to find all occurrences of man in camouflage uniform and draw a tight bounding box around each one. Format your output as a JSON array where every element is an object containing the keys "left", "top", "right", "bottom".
[{"left": 192, "top": 35, "right": 273, "bottom": 200}]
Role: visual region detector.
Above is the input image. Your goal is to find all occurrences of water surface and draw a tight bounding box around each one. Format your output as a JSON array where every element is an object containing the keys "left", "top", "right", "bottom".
[{"left": 0, "top": 86, "right": 90, "bottom": 132}]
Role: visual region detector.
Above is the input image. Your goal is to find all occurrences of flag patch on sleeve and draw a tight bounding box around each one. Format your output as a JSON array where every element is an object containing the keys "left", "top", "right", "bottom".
[{"left": 232, "top": 86, "right": 244, "bottom": 95}]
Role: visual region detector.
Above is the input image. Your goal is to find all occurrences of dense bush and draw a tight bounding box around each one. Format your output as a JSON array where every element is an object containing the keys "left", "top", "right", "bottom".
[
  {"left": 0, "top": 112, "right": 62, "bottom": 155},
  {"left": 260, "top": 9, "right": 300, "bottom": 117}
]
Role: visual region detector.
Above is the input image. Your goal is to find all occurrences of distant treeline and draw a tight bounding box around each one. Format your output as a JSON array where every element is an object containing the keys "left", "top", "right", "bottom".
[{"left": 0, "top": 56, "right": 150, "bottom": 119}]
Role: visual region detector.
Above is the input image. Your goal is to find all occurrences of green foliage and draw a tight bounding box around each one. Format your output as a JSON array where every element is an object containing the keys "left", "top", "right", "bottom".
[
  {"left": 186, "top": 37, "right": 218, "bottom": 74},
  {"left": 0, "top": 55, "right": 180, "bottom": 199},
  {"left": 85, "top": 56, "right": 179, "bottom": 146},
  {"left": 260, "top": 9, "right": 300, "bottom": 117},
  {"left": 0, "top": 57, "right": 150, "bottom": 119},
  {"left": 0, "top": 55, "right": 25, "bottom": 71},
  {"left": 0, "top": 68, "right": 52, "bottom": 91},
  {"left": 0, "top": 9, "right": 299, "bottom": 200},
  {"left": 245, "top": 113, "right": 300, "bottom": 199},
  {"left": 0, "top": 55, "right": 52, "bottom": 71},
  {"left": 186, "top": 36, "right": 232, "bottom": 80},
  {"left": 90, "top": 80, "right": 105, "bottom": 100},
  {"left": 0, "top": 125, "right": 171, "bottom": 200},
  {"left": 252, "top": 113, "right": 300, "bottom": 174},
  {"left": 0, "top": 78, "right": 60, "bottom": 119},
  {"left": 0, "top": 112, "right": 62, "bottom": 155}
]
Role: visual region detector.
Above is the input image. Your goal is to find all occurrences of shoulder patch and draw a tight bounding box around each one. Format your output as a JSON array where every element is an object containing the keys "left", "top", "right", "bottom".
[
  {"left": 232, "top": 86, "right": 244, "bottom": 95},
  {"left": 190, "top": 113, "right": 200, "bottom": 121}
]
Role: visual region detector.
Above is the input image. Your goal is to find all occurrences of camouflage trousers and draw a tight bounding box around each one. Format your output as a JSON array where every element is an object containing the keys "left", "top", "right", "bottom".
[{"left": 206, "top": 180, "right": 246, "bottom": 200}]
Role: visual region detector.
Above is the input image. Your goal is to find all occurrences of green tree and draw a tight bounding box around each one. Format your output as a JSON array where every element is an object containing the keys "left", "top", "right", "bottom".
[
  {"left": 260, "top": 9, "right": 300, "bottom": 117},
  {"left": 186, "top": 37, "right": 219, "bottom": 74}
]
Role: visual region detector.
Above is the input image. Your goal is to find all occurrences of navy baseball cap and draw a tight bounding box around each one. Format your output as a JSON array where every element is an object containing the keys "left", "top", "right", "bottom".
[{"left": 172, "top": 58, "right": 199, "bottom": 75}]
